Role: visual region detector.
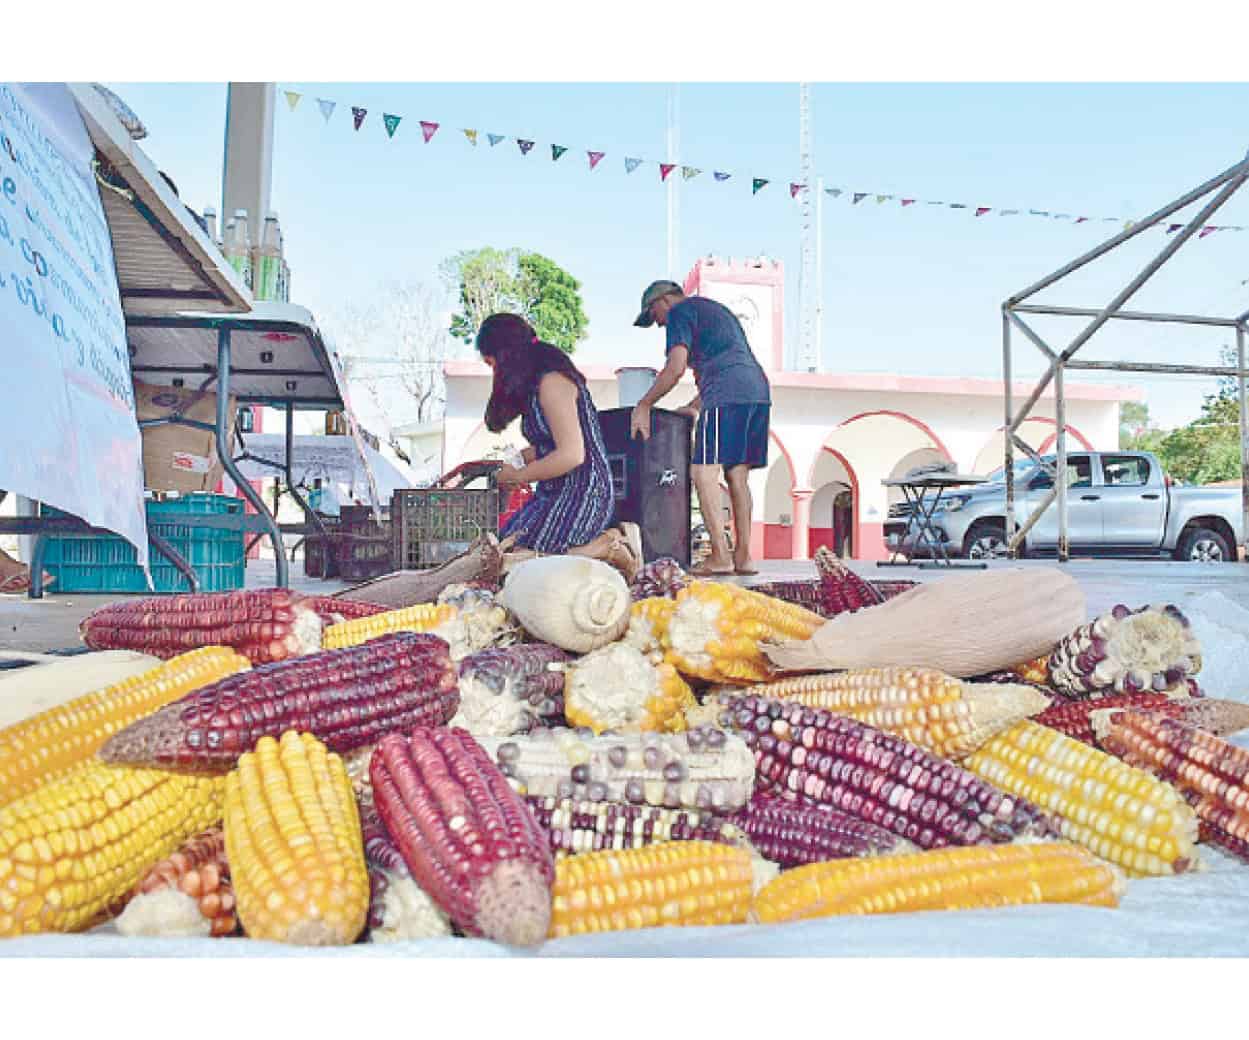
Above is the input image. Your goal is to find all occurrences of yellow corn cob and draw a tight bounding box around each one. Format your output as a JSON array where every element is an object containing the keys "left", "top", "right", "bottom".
[
  {"left": 321, "top": 603, "right": 457, "bottom": 650},
  {"left": 0, "top": 762, "right": 225, "bottom": 936},
  {"left": 741, "top": 668, "right": 1050, "bottom": 759},
  {"left": 223, "top": 731, "right": 369, "bottom": 945},
  {"left": 563, "top": 642, "right": 696, "bottom": 735},
  {"left": 548, "top": 840, "right": 753, "bottom": 938},
  {"left": 752, "top": 841, "right": 1125, "bottom": 924},
  {"left": 665, "top": 581, "right": 824, "bottom": 685},
  {"left": 1011, "top": 655, "right": 1052, "bottom": 686},
  {"left": 963, "top": 719, "right": 1200, "bottom": 876},
  {"left": 0, "top": 647, "right": 250, "bottom": 807},
  {"left": 624, "top": 597, "right": 678, "bottom": 658}
]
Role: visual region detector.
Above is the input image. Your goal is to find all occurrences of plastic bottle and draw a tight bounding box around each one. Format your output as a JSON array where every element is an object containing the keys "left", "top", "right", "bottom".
[
  {"left": 254, "top": 212, "right": 281, "bottom": 301},
  {"left": 224, "top": 209, "right": 252, "bottom": 289}
]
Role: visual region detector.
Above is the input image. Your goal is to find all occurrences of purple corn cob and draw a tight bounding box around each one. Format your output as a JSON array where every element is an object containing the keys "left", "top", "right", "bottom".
[
  {"left": 717, "top": 694, "right": 1058, "bottom": 850},
  {"left": 730, "top": 794, "right": 909, "bottom": 867},
  {"left": 523, "top": 795, "right": 746, "bottom": 857},
  {"left": 100, "top": 632, "right": 459, "bottom": 772},
  {"left": 457, "top": 643, "right": 571, "bottom": 732}
]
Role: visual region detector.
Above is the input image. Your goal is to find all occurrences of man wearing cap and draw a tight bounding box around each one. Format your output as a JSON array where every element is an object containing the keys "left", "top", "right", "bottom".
[{"left": 630, "top": 280, "right": 772, "bottom": 576}]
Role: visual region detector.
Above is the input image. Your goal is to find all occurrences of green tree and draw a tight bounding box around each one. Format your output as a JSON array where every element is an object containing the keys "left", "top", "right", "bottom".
[
  {"left": 1119, "top": 401, "right": 1152, "bottom": 448},
  {"left": 440, "top": 248, "right": 588, "bottom": 353}
]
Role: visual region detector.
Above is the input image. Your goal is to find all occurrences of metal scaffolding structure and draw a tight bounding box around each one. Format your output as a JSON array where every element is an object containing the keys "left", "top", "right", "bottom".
[{"left": 1002, "top": 152, "right": 1249, "bottom": 562}]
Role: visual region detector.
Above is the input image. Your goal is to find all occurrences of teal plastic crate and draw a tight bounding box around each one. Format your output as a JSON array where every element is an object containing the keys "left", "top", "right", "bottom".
[{"left": 41, "top": 494, "right": 246, "bottom": 594}]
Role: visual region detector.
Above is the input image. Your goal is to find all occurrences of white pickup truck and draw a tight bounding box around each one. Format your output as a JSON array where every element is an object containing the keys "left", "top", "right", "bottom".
[{"left": 885, "top": 450, "right": 1245, "bottom": 562}]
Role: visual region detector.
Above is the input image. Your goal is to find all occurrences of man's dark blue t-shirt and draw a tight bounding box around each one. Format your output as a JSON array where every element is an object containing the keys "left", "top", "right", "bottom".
[{"left": 664, "top": 296, "right": 771, "bottom": 409}]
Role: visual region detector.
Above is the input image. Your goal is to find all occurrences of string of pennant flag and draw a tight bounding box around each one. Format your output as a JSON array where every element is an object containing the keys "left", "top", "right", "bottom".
[{"left": 281, "top": 89, "right": 1247, "bottom": 237}]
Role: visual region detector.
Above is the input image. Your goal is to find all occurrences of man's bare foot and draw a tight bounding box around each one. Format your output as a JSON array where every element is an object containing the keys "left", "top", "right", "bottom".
[
  {"left": 732, "top": 556, "right": 759, "bottom": 576},
  {"left": 691, "top": 556, "right": 734, "bottom": 577}
]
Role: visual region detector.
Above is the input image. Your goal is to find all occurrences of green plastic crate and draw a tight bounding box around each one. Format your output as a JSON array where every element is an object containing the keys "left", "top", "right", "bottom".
[{"left": 41, "top": 494, "right": 246, "bottom": 594}]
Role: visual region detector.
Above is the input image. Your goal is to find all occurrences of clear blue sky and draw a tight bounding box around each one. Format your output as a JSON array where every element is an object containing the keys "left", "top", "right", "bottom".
[{"left": 107, "top": 82, "right": 1249, "bottom": 430}]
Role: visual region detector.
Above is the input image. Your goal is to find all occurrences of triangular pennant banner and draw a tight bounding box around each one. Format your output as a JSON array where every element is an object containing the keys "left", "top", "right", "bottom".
[
  {"left": 1103, "top": 217, "right": 1119, "bottom": 222},
  {"left": 825, "top": 187, "right": 842, "bottom": 197},
  {"left": 463, "top": 129, "right": 478, "bottom": 146},
  {"left": 682, "top": 166, "right": 701, "bottom": 181},
  {"left": 949, "top": 203, "right": 968, "bottom": 210},
  {"left": 284, "top": 91, "right": 302, "bottom": 112},
  {"left": 487, "top": 133, "right": 505, "bottom": 147},
  {"left": 752, "top": 178, "right": 769, "bottom": 195},
  {"left": 317, "top": 98, "right": 336, "bottom": 122},
  {"left": 352, "top": 106, "right": 367, "bottom": 131},
  {"left": 517, "top": 139, "right": 534, "bottom": 155},
  {"left": 660, "top": 163, "right": 676, "bottom": 181},
  {"left": 790, "top": 182, "right": 805, "bottom": 198},
  {"left": 900, "top": 198, "right": 915, "bottom": 206},
  {"left": 625, "top": 157, "right": 642, "bottom": 173},
  {"left": 1000, "top": 209, "right": 1020, "bottom": 216},
  {"left": 1167, "top": 223, "right": 1183, "bottom": 233},
  {"left": 1199, "top": 225, "right": 1217, "bottom": 238},
  {"left": 927, "top": 200, "right": 944, "bottom": 206},
  {"left": 1075, "top": 216, "right": 1089, "bottom": 224},
  {"left": 1053, "top": 213, "right": 1072, "bottom": 220},
  {"left": 552, "top": 145, "right": 567, "bottom": 161},
  {"left": 875, "top": 194, "right": 892, "bottom": 204},
  {"left": 1029, "top": 209, "right": 1050, "bottom": 217},
  {"left": 587, "top": 150, "right": 604, "bottom": 169},
  {"left": 852, "top": 192, "right": 868, "bottom": 204},
  {"left": 714, "top": 171, "right": 731, "bottom": 182},
  {"left": 975, "top": 207, "right": 991, "bottom": 217},
  {"left": 383, "top": 113, "right": 401, "bottom": 138},
  {"left": 420, "top": 121, "right": 440, "bottom": 143}
]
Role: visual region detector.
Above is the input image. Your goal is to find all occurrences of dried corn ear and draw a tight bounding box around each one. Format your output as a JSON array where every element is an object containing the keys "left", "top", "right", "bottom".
[
  {"left": 524, "top": 796, "right": 747, "bottom": 857},
  {"left": 563, "top": 642, "right": 695, "bottom": 735}
]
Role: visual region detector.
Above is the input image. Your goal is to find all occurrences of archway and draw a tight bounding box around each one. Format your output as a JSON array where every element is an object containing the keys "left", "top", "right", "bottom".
[
  {"left": 809, "top": 448, "right": 858, "bottom": 559},
  {"left": 971, "top": 418, "right": 1094, "bottom": 475}
]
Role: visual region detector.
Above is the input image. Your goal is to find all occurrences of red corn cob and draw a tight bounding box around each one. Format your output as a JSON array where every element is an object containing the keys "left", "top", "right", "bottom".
[
  {"left": 1094, "top": 707, "right": 1249, "bottom": 863},
  {"left": 116, "top": 828, "right": 239, "bottom": 937},
  {"left": 729, "top": 794, "right": 911, "bottom": 867},
  {"left": 1037, "top": 693, "right": 1249, "bottom": 747},
  {"left": 80, "top": 588, "right": 324, "bottom": 664},
  {"left": 359, "top": 802, "right": 453, "bottom": 941},
  {"left": 370, "top": 726, "right": 555, "bottom": 946},
  {"left": 746, "top": 580, "right": 828, "bottom": 617},
  {"left": 716, "top": 693, "right": 1058, "bottom": 850},
  {"left": 814, "top": 545, "right": 884, "bottom": 616},
  {"left": 523, "top": 795, "right": 746, "bottom": 857},
  {"left": 302, "top": 596, "right": 390, "bottom": 626},
  {"left": 100, "top": 632, "right": 459, "bottom": 772}
]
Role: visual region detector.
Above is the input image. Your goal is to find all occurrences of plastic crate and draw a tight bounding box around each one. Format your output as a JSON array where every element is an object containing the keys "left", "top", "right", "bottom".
[
  {"left": 392, "top": 487, "right": 499, "bottom": 570},
  {"left": 330, "top": 505, "right": 392, "bottom": 582},
  {"left": 302, "top": 520, "right": 340, "bottom": 579},
  {"left": 40, "top": 494, "right": 246, "bottom": 594}
]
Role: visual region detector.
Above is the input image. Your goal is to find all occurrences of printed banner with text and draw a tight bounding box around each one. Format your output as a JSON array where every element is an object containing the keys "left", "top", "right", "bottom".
[{"left": 0, "top": 83, "right": 149, "bottom": 574}]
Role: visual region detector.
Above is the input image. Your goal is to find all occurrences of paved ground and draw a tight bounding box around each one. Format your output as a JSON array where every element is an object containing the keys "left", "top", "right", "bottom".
[{"left": 2, "top": 555, "right": 1247, "bottom": 653}]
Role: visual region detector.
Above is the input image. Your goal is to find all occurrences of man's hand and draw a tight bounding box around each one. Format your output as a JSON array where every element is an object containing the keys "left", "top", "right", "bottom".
[
  {"left": 630, "top": 402, "right": 652, "bottom": 441},
  {"left": 495, "top": 463, "right": 526, "bottom": 487}
]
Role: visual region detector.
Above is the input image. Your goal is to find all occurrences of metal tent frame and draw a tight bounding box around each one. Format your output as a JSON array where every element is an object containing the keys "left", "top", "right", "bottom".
[{"left": 1001, "top": 152, "right": 1249, "bottom": 562}]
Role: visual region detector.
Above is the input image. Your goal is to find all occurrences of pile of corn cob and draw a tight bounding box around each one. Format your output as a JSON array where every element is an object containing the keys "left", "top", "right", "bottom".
[{"left": 3, "top": 555, "right": 1249, "bottom": 949}]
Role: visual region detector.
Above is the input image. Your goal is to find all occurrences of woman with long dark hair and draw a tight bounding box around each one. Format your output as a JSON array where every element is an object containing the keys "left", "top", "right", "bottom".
[{"left": 476, "top": 313, "right": 639, "bottom": 577}]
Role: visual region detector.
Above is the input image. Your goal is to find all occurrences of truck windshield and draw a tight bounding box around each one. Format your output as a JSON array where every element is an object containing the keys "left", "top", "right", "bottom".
[{"left": 983, "top": 457, "right": 1055, "bottom": 483}]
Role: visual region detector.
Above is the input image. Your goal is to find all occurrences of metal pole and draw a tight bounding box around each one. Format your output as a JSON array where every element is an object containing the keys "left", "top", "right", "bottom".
[
  {"left": 1055, "top": 362, "right": 1069, "bottom": 563},
  {"left": 1007, "top": 311, "right": 1059, "bottom": 361},
  {"left": 1013, "top": 303, "right": 1240, "bottom": 328},
  {"left": 1007, "top": 360, "right": 1059, "bottom": 437},
  {"left": 1009, "top": 156, "right": 1249, "bottom": 306},
  {"left": 815, "top": 174, "right": 824, "bottom": 372},
  {"left": 1002, "top": 308, "right": 1017, "bottom": 556},
  {"left": 1059, "top": 174, "right": 1249, "bottom": 363},
  {"left": 216, "top": 327, "right": 289, "bottom": 587},
  {"left": 1240, "top": 325, "right": 1248, "bottom": 561}
]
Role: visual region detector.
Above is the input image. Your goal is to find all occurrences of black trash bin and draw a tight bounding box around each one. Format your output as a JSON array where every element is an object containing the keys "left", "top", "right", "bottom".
[{"left": 598, "top": 407, "right": 693, "bottom": 567}]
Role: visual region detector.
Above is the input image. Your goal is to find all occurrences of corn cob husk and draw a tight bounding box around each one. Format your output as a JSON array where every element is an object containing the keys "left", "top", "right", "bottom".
[
  {"left": 79, "top": 588, "right": 324, "bottom": 664},
  {"left": 524, "top": 795, "right": 749, "bottom": 857},
  {"left": 452, "top": 643, "right": 571, "bottom": 737},
  {"left": 115, "top": 827, "right": 238, "bottom": 938},
  {"left": 752, "top": 842, "right": 1125, "bottom": 924},
  {"left": 716, "top": 694, "right": 1057, "bottom": 850},
  {"left": 370, "top": 726, "right": 555, "bottom": 946},
  {"left": 0, "top": 650, "right": 161, "bottom": 730},
  {"left": 479, "top": 727, "right": 756, "bottom": 814},
  {"left": 549, "top": 841, "right": 754, "bottom": 938},
  {"left": 321, "top": 603, "right": 457, "bottom": 649},
  {"left": 963, "top": 719, "right": 1200, "bottom": 876},
  {"left": 1, "top": 647, "right": 250, "bottom": 806},
  {"left": 0, "top": 762, "right": 225, "bottom": 937},
  {"left": 100, "top": 632, "right": 458, "bottom": 773},
  {"left": 224, "top": 731, "right": 369, "bottom": 945},
  {"left": 1048, "top": 604, "right": 1203, "bottom": 699},
  {"left": 736, "top": 667, "right": 1050, "bottom": 760},
  {"left": 1093, "top": 707, "right": 1249, "bottom": 864},
  {"left": 563, "top": 642, "right": 696, "bottom": 735},
  {"left": 666, "top": 581, "right": 824, "bottom": 685}
]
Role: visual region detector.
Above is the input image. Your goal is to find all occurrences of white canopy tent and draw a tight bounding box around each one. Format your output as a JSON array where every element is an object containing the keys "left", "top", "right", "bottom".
[{"left": 232, "top": 433, "right": 418, "bottom": 507}]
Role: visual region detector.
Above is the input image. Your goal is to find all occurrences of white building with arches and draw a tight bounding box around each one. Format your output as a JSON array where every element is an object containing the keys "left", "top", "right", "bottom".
[{"left": 428, "top": 256, "right": 1140, "bottom": 561}]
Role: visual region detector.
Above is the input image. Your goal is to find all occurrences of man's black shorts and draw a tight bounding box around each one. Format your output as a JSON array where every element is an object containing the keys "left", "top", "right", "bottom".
[{"left": 691, "top": 404, "right": 770, "bottom": 469}]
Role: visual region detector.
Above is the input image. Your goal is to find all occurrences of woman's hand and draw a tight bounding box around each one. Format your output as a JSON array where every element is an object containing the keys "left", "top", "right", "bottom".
[{"left": 495, "top": 463, "right": 527, "bottom": 487}]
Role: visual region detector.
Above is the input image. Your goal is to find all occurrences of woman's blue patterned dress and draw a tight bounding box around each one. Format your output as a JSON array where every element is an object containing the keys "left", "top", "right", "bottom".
[{"left": 499, "top": 380, "right": 615, "bottom": 553}]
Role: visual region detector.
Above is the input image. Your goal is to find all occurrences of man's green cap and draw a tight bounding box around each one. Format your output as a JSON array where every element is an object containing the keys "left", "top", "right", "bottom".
[{"left": 633, "top": 279, "right": 683, "bottom": 328}]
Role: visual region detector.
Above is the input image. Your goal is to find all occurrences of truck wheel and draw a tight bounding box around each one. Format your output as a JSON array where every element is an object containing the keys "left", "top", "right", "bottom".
[
  {"left": 963, "top": 520, "right": 1014, "bottom": 560},
  {"left": 1175, "top": 526, "right": 1233, "bottom": 563}
]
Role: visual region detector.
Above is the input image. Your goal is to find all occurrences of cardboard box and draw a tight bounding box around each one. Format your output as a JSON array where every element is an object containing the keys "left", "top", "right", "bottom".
[{"left": 133, "top": 379, "right": 237, "bottom": 494}]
